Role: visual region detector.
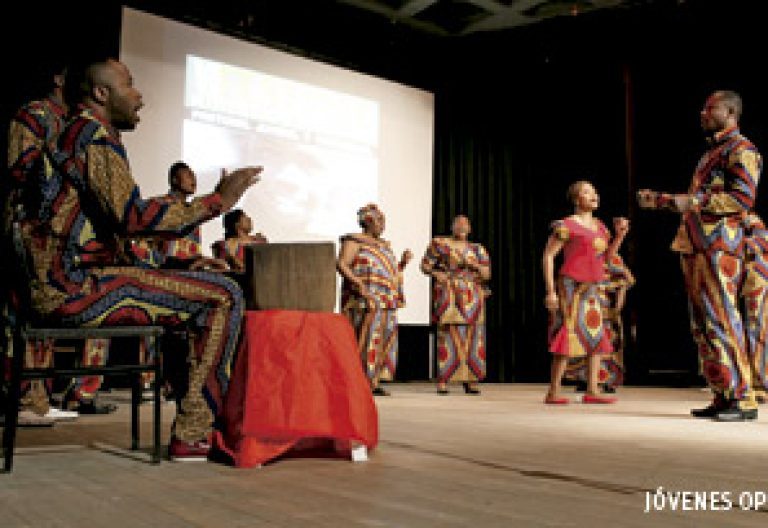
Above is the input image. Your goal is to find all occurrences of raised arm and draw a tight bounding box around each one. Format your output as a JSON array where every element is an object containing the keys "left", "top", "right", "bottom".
[
  {"left": 604, "top": 217, "right": 630, "bottom": 265},
  {"left": 55, "top": 118, "right": 260, "bottom": 236},
  {"left": 637, "top": 145, "right": 761, "bottom": 215}
]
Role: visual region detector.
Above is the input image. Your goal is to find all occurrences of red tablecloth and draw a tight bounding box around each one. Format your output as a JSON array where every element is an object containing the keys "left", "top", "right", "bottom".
[{"left": 213, "top": 310, "right": 378, "bottom": 467}]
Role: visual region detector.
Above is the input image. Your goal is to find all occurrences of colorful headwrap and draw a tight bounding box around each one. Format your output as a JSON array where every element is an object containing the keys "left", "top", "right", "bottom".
[{"left": 357, "top": 203, "right": 382, "bottom": 228}]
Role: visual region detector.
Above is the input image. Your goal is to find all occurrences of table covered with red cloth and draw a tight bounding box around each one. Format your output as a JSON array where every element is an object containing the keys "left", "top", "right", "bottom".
[{"left": 213, "top": 310, "right": 378, "bottom": 467}]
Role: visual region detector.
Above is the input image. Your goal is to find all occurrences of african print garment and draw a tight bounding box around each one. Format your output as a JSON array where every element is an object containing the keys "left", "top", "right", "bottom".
[
  {"left": 661, "top": 127, "right": 762, "bottom": 404},
  {"left": 6, "top": 97, "right": 108, "bottom": 409},
  {"left": 340, "top": 235, "right": 404, "bottom": 386},
  {"left": 24, "top": 107, "right": 244, "bottom": 440},
  {"left": 566, "top": 254, "right": 634, "bottom": 388},
  {"left": 548, "top": 218, "right": 613, "bottom": 357},
  {"left": 422, "top": 237, "right": 490, "bottom": 383},
  {"left": 211, "top": 235, "right": 268, "bottom": 273}
]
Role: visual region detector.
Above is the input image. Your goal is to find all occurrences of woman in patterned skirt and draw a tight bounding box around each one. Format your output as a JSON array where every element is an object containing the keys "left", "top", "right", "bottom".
[
  {"left": 337, "top": 204, "right": 412, "bottom": 395},
  {"left": 421, "top": 215, "right": 490, "bottom": 395},
  {"left": 565, "top": 253, "right": 635, "bottom": 393},
  {"left": 542, "top": 181, "right": 629, "bottom": 404}
]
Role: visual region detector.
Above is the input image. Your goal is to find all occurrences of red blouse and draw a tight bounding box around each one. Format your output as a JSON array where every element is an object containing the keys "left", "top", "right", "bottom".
[{"left": 552, "top": 217, "right": 610, "bottom": 283}]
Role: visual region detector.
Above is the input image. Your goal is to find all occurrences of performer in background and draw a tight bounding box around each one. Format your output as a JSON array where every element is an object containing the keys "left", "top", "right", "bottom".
[
  {"left": 4, "top": 59, "right": 101, "bottom": 420},
  {"left": 542, "top": 181, "right": 629, "bottom": 405},
  {"left": 127, "top": 161, "right": 229, "bottom": 398},
  {"left": 421, "top": 215, "right": 490, "bottom": 395},
  {"left": 638, "top": 90, "right": 762, "bottom": 421},
  {"left": 742, "top": 214, "right": 768, "bottom": 404},
  {"left": 132, "top": 161, "right": 228, "bottom": 272},
  {"left": 212, "top": 209, "right": 268, "bottom": 273},
  {"left": 566, "top": 253, "right": 634, "bottom": 393},
  {"left": 337, "top": 204, "right": 411, "bottom": 396}
]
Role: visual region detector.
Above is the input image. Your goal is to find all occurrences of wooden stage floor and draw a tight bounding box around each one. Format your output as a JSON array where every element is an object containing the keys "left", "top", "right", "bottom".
[{"left": 2, "top": 384, "right": 767, "bottom": 527}]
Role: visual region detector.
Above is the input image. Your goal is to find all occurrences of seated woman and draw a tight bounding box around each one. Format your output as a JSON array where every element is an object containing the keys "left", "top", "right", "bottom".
[{"left": 211, "top": 209, "right": 268, "bottom": 273}]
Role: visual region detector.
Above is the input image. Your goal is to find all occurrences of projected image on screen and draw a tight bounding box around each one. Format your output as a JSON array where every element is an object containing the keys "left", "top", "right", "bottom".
[
  {"left": 121, "top": 7, "right": 433, "bottom": 323},
  {"left": 183, "top": 55, "right": 379, "bottom": 241}
]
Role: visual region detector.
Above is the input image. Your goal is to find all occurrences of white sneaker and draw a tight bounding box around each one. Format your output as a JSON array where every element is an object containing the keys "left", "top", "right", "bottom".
[
  {"left": 44, "top": 407, "right": 79, "bottom": 421},
  {"left": 16, "top": 410, "right": 55, "bottom": 427}
]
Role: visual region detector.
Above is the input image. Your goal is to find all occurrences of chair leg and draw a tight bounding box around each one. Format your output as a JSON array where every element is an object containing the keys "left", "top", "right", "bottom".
[
  {"left": 3, "top": 335, "right": 25, "bottom": 473},
  {"left": 131, "top": 373, "right": 140, "bottom": 451},
  {"left": 152, "top": 339, "right": 162, "bottom": 464}
]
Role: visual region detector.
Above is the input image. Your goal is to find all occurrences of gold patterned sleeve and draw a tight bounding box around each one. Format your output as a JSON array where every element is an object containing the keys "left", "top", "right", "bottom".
[
  {"left": 83, "top": 139, "right": 223, "bottom": 235},
  {"left": 7, "top": 104, "right": 47, "bottom": 179},
  {"left": 699, "top": 147, "right": 761, "bottom": 215}
]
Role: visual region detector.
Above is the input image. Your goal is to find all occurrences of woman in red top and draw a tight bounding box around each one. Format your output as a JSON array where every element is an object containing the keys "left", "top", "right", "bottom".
[{"left": 542, "top": 181, "right": 629, "bottom": 404}]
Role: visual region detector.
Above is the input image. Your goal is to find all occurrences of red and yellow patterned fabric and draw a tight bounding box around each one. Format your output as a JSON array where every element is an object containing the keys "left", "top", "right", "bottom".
[
  {"left": 422, "top": 237, "right": 490, "bottom": 383},
  {"left": 6, "top": 97, "right": 113, "bottom": 409},
  {"left": 130, "top": 193, "right": 204, "bottom": 269},
  {"left": 658, "top": 127, "right": 761, "bottom": 404},
  {"left": 548, "top": 217, "right": 614, "bottom": 357},
  {"left": 662, "top": 126, "right": 762, "bottom": 256},
  {"left": 211, "top": 234, "right": 267, "bottom": 272},
  {"left": 566, "top": 253, "right": 635, "bottom": 388},
  {"left": 743, "top": 213, "right": 768, "bottom": 400},
  {"left": 340, "top": 235, "right": 404, "bottom": 385}
]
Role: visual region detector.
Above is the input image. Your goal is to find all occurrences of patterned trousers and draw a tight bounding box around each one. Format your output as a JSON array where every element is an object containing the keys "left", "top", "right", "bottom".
[
  {"left": 50, "top": 267, "right": 244, "bottom": 442},
  {"left": 345, "top": 307, "right": 398, "bottom": 387},
  {"left": 680, "top": 251, "right": 755, "bottom": 407}
]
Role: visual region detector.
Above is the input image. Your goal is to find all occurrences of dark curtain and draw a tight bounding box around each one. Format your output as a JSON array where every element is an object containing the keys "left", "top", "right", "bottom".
[{"left": 433, "top": 53, "right": 628, "bottom": 382}]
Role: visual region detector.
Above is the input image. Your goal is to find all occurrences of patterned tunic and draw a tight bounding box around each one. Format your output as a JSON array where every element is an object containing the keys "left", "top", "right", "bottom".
[
  {"left": 660, "top": 126, "right": 762, "bottom": 402},
  {"left": 422, "top": 237, "right": 490, "bottom": 383},
  {"left": 340, "top": 234, "right": 403, "bottom": 384},
  {"left": 548, "top": 217, "right": 613, "bottom": 357},
  {"left": 131, "top": 193, "right": 204, "bottom": 269},
  {"left": 24, "top": 107, "right": 244, "bottom": 441},
  {"left": 5, "top": 96, "right": 109, "bottom": 409},
  {"left": 6, "top": 96, "right": 67, "bottom": 233},
  {"left": 211, "top": 234, "right": 268, "bottom": 272}
]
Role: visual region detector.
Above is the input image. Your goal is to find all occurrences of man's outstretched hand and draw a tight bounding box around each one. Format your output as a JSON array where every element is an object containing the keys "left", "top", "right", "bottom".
[{"left": 217, "top": 166, "right": 263, "bottom": 211}]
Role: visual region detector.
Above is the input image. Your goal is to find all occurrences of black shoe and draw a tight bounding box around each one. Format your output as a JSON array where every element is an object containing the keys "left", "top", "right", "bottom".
[
  {"left": 71, "top": 399, "right": 118, "bottom": 415},
  {"left": 372, "top": 387, "right": 390, "bottom": 397},
  {"left": 463, "top": 383, "right": 481, "bottom": 395},
  {"left": 691, "top": 404, "right": 720, "bottom": 418},
  {"left": 436, "top": 387, "right": 449, "bottom": 395},
  {"left": 714, "top": 405, "right": 758, "bottom": 422},
  {"left": 602, "top": 385, "right": 617, "bottom": 394},
  {"left": 574, "top": 381, "right": 587, "bottom": 393}
]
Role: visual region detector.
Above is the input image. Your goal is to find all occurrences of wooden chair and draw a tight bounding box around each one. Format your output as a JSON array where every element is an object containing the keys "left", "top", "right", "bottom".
[{"left": 1, "top": 220, "right": 164, "bottom": 473}]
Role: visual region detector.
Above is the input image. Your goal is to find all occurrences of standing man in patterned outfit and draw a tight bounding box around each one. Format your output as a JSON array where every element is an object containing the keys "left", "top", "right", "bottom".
[{"left": 639, "top": 90, "right": 762, "bottom": 421}]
